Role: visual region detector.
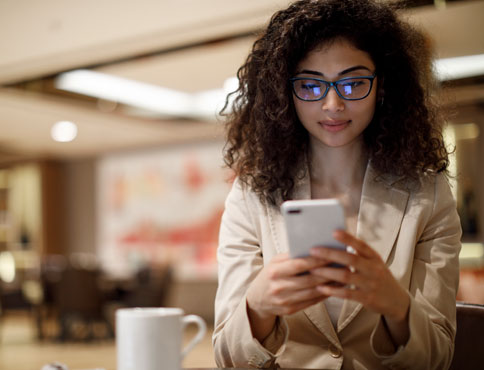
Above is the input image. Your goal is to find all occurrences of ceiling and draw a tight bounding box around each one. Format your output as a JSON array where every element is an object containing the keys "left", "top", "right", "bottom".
[{"left": 0, "top": 0, "right": 483, "bottom": 162}]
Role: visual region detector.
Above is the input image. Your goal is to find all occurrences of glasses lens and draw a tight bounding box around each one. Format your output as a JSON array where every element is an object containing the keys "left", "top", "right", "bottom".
[
  {"left": 293, "top": 79, "right": 326, "bottom": 101},
  {"left": 336, "top": 78, "right": 372, "bottom": 100}
]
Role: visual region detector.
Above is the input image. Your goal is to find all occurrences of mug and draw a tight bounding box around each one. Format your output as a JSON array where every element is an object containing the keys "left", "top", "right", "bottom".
[{"left": 116, "top": 307, "right": 207, "bottom": 370}]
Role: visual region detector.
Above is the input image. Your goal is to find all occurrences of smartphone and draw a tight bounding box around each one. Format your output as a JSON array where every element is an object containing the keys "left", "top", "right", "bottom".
[{"left": 281, "top": 199, "right": 347, "bottom": 259}]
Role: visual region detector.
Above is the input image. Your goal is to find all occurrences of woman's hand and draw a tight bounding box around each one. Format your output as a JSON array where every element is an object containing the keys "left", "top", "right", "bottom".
[
  {"left": 309, "top": 230, "right": 410, "bottom": 344},
  {"left": 246, "top": 253, "right": 330, "bottom": 341}
]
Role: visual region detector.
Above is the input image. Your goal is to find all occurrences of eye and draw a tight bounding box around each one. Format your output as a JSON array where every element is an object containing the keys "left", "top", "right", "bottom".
[
  {"left": 338, "top": 78, "right": 370, "bottom": 96},
  {"left": 292, "top": 78, "right": 328, "bottom": 100},
  {"left": 341, "top": 80, "right": 366, "bottom": 88},
  {"left": 300, "top": 81, "right": 322, "bottom": 90}
]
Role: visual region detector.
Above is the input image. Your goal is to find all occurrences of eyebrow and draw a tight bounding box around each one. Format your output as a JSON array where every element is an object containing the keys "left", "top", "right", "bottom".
[{"left": 296, "top": 65, "right": 373, "bottom": 77}]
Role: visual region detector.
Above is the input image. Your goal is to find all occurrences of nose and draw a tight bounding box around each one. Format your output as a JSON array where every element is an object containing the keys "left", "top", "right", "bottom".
[{"left": 321, "top": 87, "right": 345, "bottom": 113}]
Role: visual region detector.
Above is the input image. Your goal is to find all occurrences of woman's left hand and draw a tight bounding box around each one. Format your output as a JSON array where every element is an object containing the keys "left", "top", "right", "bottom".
[{"left": 309, "top": 230, "right": 410, "bottom": 323}]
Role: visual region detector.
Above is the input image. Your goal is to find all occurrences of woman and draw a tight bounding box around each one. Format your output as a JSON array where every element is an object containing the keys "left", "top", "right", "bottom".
[{"left": 213, "top": 1, "right": 461, "bottom": 369}]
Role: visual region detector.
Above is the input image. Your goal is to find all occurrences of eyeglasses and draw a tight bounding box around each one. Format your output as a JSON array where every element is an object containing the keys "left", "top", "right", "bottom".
[{"left": 290, "top": 75, "right": 376, "bottom": 101}]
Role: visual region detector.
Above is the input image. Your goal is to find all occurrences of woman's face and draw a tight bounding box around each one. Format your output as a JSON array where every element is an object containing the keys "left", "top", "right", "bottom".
[{"left": 292, "top": 38, "right": 377, "bottom": 149}]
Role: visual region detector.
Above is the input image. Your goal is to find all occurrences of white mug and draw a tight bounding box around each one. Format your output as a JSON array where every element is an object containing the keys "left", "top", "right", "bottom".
[{"left": 116, "top": 307, "right": 207, "bottom": 370}]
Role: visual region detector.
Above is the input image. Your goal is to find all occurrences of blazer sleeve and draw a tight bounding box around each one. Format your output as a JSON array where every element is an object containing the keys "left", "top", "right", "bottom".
[
  {"left": 371, "top": 174, "right": 462, "bottom": 370},
  {"left": 212, "top": 179, "right": 288, "bottom": 368}
]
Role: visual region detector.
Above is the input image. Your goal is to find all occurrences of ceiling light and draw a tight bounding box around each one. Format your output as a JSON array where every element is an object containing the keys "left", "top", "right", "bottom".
[
  {"left": 56, "top": 69, "right": 238, "bottom": 121},
  {"left": 56, "top": 69, "right": 193, "bottom": 118},
  {"left": 51, "top": 120, "right": 78, "bottom": 142},
  {"left": 434, "top": 54, "right": 484, "bottom": 81}
]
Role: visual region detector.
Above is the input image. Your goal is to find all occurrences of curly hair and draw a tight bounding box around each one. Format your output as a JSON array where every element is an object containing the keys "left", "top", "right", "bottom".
[{"left": 222, "top": 0, "right": 450, "bottom": 205}]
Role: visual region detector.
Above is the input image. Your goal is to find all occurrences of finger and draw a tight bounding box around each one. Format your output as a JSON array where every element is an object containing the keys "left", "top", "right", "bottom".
[
  {"left": 309, "top": 247, "right": 359, "bottom": 269},
  {"left": 282, "top": 295, "right": 328, "bottom": 315},
  {"left": 271, "top": 255, "right": 329, "bottom": 278},
  {"left": 276, "top": 284, "right": 330, "bottom": 306},
  {"left": 312, "top": 249, "right": 382, "bottom": 280},
  {"left": 277, "top": 273, "right": 334, "bottom": 291},
  {"left": 272, "top": 252, "right": 327, "bottom": 265},
  {"left": 333, "top": 230, "right": 379, "bottom": 259},
  {"left": 311, "top": 266, "right": 353, "bottom": 285},
  {"left": 316, "top": 283, "right": 366, "bottom": 302},
  {"left": 312, "top": 265, "right": 373, "bottom": 290}
]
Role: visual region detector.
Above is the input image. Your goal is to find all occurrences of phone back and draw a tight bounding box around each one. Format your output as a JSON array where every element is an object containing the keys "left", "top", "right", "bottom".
[{"left": 281, "top": 199, "right": 346, "bottom": 258}]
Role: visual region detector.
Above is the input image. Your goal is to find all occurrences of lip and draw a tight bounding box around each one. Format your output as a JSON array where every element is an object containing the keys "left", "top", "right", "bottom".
[{"left": 319, "top": 120, "right": 351, "bottom": 132}]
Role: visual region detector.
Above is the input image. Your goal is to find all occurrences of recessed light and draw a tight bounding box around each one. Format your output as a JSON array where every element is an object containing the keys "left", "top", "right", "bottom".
[{"left": 51, "top": 121, "right": 78, "bottom": 142}]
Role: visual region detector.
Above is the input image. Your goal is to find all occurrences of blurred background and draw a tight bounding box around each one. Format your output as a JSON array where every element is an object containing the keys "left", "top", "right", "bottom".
[{"left": 0, "top": 0, "right": 483, "bottom": 369}]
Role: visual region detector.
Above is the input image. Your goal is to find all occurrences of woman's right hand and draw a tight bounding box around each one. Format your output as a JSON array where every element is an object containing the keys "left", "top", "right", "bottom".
[{"left": 246, "top": 253, "right": 330, "bottom": 342}]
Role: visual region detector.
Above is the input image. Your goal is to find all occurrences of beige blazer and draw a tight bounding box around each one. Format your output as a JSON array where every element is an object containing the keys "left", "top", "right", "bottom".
[{"left": 213, "top": 164, "right": 461, "bottom": 370}]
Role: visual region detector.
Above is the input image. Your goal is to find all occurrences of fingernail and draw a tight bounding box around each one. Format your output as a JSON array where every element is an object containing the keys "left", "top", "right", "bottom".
[
  {"left": 317, "top": 285, "right": 329, "bottom": 294},
  {"left": 310, "top": 248, "right": 323, "bottom": 256}
]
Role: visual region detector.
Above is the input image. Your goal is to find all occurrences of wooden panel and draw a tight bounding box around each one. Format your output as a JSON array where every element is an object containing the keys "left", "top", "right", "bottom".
[{"left": 40, "top": 161, "right": 67, "bottom": 255}]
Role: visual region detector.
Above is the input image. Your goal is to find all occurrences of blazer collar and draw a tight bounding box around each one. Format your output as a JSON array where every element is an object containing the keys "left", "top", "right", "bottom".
[{"left": 279, "top": 161, "right": 410, "bottom": 340}]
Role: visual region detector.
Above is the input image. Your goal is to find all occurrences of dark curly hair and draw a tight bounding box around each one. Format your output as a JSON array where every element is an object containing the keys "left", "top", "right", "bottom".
[{"left": 222, "top": 0, "right": 450, "bottom": 205}]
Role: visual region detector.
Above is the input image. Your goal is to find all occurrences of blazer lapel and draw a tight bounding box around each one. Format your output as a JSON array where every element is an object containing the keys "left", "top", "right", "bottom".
[
  {"left": 338, "top": 163, "right": 410, "bottom": 332},
  {"left": 304, "top": 301, "right": 342, "bottom": 348},
  {"left": 266, "top": 169, "right": 312, "bottom": 254}
]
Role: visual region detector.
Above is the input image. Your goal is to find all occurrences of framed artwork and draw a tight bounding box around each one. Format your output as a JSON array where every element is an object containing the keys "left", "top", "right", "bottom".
[{"left": 96, "top": 140, "right": 233, "bottom": 280}]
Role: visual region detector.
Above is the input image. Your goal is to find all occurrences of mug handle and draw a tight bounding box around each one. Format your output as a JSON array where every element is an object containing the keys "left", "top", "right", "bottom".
[{"left": 181, "top": 314, "right": 207, "bottom": 359}]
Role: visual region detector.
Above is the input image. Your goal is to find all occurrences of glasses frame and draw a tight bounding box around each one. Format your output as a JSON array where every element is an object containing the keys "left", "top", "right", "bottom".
[{"left": 290, "top": 74, "right": 376, "bottom": 101}]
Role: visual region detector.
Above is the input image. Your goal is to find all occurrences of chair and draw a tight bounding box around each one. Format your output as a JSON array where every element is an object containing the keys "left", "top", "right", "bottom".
[
  {"left": 33, "top": 254, "right": 67, "bottom": 340},
  {"left": 55, "top": 262, "right": 113, "bottom": 341},
  {"left": 122, "top": 264, "right": 173, "bottom": 308},
  {"left": 449, "top": 301, "right": 484, "bottom": 370}
]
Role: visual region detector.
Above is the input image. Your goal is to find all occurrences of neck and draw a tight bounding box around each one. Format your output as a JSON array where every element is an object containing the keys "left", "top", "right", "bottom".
[{"left": 308, "top": 137, "right": 368, "bottom": 193}]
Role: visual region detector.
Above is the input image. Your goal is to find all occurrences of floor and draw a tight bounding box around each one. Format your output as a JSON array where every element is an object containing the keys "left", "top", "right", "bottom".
[{"left": 0, "top": 311, "right": 217, "bottom": 370}]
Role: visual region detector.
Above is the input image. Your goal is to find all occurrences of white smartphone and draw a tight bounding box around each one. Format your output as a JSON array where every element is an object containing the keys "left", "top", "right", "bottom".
[{"left": 281, "top": 199, "right": 347, "bottom": 259}]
